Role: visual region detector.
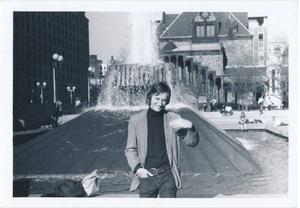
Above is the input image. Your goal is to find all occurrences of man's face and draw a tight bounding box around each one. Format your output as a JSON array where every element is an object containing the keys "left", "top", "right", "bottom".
[{"left": 150, "top": 92, "right": 168, "bottom": 112}]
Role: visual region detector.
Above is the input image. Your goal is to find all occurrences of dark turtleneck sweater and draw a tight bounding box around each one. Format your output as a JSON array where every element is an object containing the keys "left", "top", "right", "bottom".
[
  {"left": 134, "top": 107, "right": 170, "bottom": 173},
  {"left": 144, "top": 107, "right": 170, "bottom": 169}
]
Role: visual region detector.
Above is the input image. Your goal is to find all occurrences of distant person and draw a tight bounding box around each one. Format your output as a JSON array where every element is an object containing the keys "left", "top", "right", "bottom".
[
  {"left": 281, "top": 101, "right": 285, "bottom": 110},
  {"left": 75, "top": 98, "right": 82, "bottom": 113},
  {"left": 211, "top": 97, "right": 217, "bottom": 112},
  {"left": 220, "top": 105, "right": 226, "bottom": 116},
  {"left": 57, "top": 100, "right": 63, "bottom": 117},
  {"left": 225, "top": 105, "right": 233, "bottom": 116},
  {"left": 238, "top": 112, "right": 247, "bottom": 131},
  {"left": 16, "top": 119, "right": 26, "bottom": 131},
  {"left": 258, "top": 110, "right": 265, "bottom": 124},
  {"left": 267, "top": 96, "right": 272, "bottom": 111},
  {"left": 258, "top": 96, "right": 264, "bottom": 111},
  {"left": 53, "top": 101, "right": 62, "bottom": 127},
  {"left": 272, "top": 116, "right": 288, "bottom": 127},
  {"left": 125, "top": 82, "right": 199, "bottom": 198}
]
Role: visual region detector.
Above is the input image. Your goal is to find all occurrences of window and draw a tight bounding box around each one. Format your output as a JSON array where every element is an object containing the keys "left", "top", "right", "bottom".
[
  {"left": 196, "top": 26, "right": 205, "bottom": 37},
  {"left": 207, "top": 25, "right": 215, "bottom": 37},
  {"left": 196, "top": 24, "right": 215, "bottom": 38}
]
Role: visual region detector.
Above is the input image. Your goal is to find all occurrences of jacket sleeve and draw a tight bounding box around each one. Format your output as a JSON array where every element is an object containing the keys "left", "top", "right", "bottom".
[
  {"left": 125, "top": 116, "right": 141, "bottom": 173},
  {"left": 181, "top": 124, "right": 199, "bottom": 147}
]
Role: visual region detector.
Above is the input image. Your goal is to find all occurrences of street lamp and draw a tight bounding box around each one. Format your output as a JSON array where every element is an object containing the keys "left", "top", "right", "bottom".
[
  {"left": 52, "top": 53, "right": 63, "bottom": 103},
  {"left": 36, "top": 81, "right": 47, "bottom": 103},
  {"left": 88, "top": 67, "right": 95, "bottom": 105},
  {"left": 67, "top": 86, "right": 76, "bottom": 104}
]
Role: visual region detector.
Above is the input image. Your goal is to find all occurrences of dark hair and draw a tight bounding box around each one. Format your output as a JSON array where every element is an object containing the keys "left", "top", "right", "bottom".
[{"left": 146, "top": 82, "right": 171, "bottom": 105}]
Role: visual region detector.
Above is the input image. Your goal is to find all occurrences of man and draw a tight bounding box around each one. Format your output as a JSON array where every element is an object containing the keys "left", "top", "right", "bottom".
[
  {"left": 125, "top": 82, "right": 199, "bottom": 198},
  {"left": 225, "top": 105, "right": 233, "bottom": 116},
  {"left": 258, "top": 96, "right": 264, "bottom": 111}
]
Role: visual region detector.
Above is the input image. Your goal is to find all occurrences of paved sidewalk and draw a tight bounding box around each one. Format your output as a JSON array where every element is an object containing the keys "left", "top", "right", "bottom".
[
  {"left": 198, "top": 109, "right": 289, "bottom": 138},
  {"left": 13, "top": 114, "right": 81, "bottom": 137},
  {"left": 199, "top": 109, "right": 289, "bottom": 124}
]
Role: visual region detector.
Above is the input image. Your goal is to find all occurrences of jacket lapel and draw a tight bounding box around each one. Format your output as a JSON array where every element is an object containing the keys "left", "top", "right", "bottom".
[
  {"left": 164, "top": 112, "right": 173, "bottom": 166},
  {"left": 139, "top": 111, "right": 148, "bottom": 166}
]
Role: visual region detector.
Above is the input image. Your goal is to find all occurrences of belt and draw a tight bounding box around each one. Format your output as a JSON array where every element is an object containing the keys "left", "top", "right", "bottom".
[{"left": 148, "top": 165, "right": 170, "bottom": 176}]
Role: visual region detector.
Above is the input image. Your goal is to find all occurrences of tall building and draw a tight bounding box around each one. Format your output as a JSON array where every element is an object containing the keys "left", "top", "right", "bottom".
[
  {"left": 13, "top": 12, "right": 89, "bottom": 105},
  {"left": 266, "top": 41, "right": 289, "bottom": 108},
  {"left": 248, "top": 16, "right": 268, "bottom": 66},
  {"left": 89, "top": 55, "right": 103, "bottom": 85}
]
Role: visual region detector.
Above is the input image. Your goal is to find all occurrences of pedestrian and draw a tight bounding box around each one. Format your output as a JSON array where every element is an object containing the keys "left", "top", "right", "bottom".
[
  {"left": 225, "top": 105, "right": 233, "bottom": 116},
  {"left": 75, "top": 98, "right": 82, "bottom": 113},
  {"left": 211, "top": 97, "right": 217, "bottom": 112},
  {"left": 57, "top": 100, "right": 62, "bottom": 117},
  {"left": 238, "top": 111, "right": 247, "bottom": 131},
  {"left": 53, "top": 100, "right": 62, "bottom": 127},
  {"left": 220, "top": 105, "right": 226, "bottom": 116},
  {"left": 272, "top": 116, "right": 288, "bottom": 127},
  {"left": 258, "top": 96, "right": 264, "bottom": 111},
  {"left": 125, "top": 82, "right": 199, "bottom": 198},
  {"left": 53, "top": 103, "right": 59, "bottom": 127},
  {"left": 259, "top": 110, "right": 265, "bottom": 123},
  {"left": 267, "top": 96, "right": 272, "bottom": 111}
]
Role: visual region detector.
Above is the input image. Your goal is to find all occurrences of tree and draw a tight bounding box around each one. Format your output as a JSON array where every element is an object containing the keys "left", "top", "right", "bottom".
[{"left": 226, "top": 66, "right": 265, "bottom": 110}]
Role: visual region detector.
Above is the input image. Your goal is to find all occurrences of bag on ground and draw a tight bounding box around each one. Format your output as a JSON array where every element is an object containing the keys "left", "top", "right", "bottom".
[{"left": 81, "top": 170, "right": 100, "bottom": 196}]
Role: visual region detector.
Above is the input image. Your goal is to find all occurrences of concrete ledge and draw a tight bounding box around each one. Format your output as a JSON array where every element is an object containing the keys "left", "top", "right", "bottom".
[
  {"left": 265, "top": 124, "right": 289, "bottom": 138},
  {"left": 218, "top": 123, "right": 265, "bottom": 130},
  {"left": 212, "top": 122, "right": 288, "bottom": 138}
]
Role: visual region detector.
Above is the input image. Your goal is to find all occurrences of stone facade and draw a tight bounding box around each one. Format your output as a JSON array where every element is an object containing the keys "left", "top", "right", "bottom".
[
  {"left": 193, "top": 55, "right": 223, "bottom": 76},
  {"left": 156, "top": 12, "right": 256, "bottom": 104},
  {"left": 221, "top": 39, "right": 253, "bottom": 66}
]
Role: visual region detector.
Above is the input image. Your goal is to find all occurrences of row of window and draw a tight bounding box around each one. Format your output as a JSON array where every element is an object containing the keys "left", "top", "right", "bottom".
[
  {"left": 15, "top": 12, "right": 88, "bottom": 35},
  {"left": 15, "top": 23, "right": 88, "bottom": 46},
  {"left": 14, "top": 48, "right": 88, "bottom": 71},
  {"left": 15, "top": 37, "right": 88, "bottom": 59}
]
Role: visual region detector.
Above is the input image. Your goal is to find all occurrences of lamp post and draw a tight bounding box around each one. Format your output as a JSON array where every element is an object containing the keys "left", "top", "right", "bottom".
[
  {"left": 67, "top": 86, "right": 76, "bottom": 104},
  {"left": 52, "top": 53, "right": 63, "bottom": 103},
  {"left": 36, "top": 82, "right": 47, "bottom": 103},
  {"left": 88, "top": 67, "right": 95, "bottom": 106}
]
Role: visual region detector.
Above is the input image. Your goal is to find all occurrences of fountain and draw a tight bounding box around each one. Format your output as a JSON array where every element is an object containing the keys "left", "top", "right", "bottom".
[
  {"left": 13, "top": 12, "right": 261, "bottom": 185},
  {"left": 97, "top": 12, "right": 191, "bottom": 109}
]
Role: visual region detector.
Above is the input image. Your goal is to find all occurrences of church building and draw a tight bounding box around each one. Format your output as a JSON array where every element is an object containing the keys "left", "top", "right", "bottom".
[{"left": 156, "top": 12, "right": 268, "bottom": 107}]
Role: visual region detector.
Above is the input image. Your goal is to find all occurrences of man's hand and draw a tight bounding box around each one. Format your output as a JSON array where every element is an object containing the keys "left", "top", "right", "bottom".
[
  {"left": 136, "top": 168, "right": 153, "bottom": 178},
  {"left": 169, "top": 117, "right": 193, "bottom": 130}
]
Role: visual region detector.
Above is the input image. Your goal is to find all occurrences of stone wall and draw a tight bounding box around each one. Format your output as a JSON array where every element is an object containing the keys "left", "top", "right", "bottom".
[
  {"left": 193, "top": 55, "right": 223, "bottom": 76},
  {"left": 222, "top": 39, "right": 253, "bottom": 66}
]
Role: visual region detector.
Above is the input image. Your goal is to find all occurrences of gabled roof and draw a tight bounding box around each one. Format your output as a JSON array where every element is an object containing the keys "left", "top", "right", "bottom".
[
  {"left": 161, "top": 41, "right": 177, "bottom": 53},
  {"left": 164, "top": 14, "right": 179, "bottom": 27},
  {"left": 160, "top": 12, "right": 252, "bottom": 38}
]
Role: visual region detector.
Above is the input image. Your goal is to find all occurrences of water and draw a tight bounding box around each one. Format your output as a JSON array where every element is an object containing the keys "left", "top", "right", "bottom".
[
  {"left": 95, "top": 12, "right": 198, "bottom": 109},
  {"left": 126, "top": 12, "right": 159, "bottom": 64},
  {"left": 226, "top": 130, "right": 288, "bottom": 193}
]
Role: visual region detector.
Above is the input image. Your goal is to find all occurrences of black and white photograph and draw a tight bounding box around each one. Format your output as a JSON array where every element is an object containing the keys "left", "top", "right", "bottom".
[{"left": 0, "top": 0, "right": 298, "bottom": 207}]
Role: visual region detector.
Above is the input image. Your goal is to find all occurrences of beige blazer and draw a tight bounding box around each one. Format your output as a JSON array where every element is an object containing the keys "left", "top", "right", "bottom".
[{"left": 125, "top": 110, "right": 199, "bottom": 191}]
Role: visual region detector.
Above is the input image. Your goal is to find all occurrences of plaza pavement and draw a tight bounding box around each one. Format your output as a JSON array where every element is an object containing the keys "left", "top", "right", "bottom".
[
  {"left": 15, "top": 108, "right": 288, "bottom": 198},
  {"left": 198, "top": 109, "right": 289, "bottom": 138}
]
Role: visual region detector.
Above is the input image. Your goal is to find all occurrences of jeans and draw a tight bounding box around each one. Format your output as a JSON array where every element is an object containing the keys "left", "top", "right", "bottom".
[{"left": 139, "top": 168, "right": 177, "bottom": 198}]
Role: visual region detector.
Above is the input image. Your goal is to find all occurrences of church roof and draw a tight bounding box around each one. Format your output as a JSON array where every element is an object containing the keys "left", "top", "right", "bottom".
[{"left": 160, "top": 12, "right": 252, "bottom": 38}]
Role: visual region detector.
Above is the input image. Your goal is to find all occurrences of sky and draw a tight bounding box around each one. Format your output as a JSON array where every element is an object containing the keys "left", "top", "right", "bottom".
[{"left": 86, "top": 9, "right": 291, "bottom": 64}]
